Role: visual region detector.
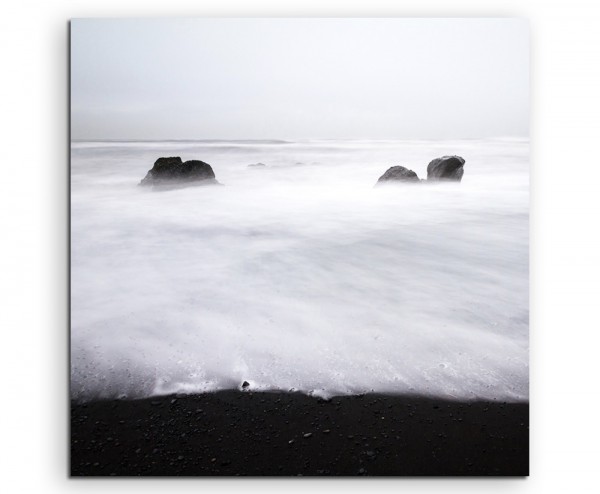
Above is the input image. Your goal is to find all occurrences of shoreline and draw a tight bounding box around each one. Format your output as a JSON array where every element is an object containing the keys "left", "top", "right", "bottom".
[{"left": 71, "top": 390, "right": 528, "bottom": 476}]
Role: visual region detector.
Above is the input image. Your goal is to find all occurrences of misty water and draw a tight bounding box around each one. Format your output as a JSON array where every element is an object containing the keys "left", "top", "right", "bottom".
[{"left": 71, "top": 139, "right": 528, "bottom": 402}]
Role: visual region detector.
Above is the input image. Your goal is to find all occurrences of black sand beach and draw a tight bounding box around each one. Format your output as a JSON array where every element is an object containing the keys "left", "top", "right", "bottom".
[{"left": 71, "top": 390, "right": 528, "bottom": 476}]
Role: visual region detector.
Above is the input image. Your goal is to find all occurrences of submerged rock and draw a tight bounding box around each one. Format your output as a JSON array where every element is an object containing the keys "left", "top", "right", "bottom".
[
  {"left": 426, "top": 156, "right": 465, "bottom": 182},
  {"left": 375, "top": 166, "right": 420, "bottom": 185},
  {"left": 139, "top": 157, "right": 219, "bottom": 186}
]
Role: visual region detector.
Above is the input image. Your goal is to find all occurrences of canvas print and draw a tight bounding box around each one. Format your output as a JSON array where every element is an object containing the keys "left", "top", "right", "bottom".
[{"left": 70, "top": 18, "right": 529, "bottom": 476}]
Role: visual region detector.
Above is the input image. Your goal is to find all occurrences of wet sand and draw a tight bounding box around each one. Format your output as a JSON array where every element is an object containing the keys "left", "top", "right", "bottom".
[{"left": 71, "top": 390, "right": 528, "bottom": 476}]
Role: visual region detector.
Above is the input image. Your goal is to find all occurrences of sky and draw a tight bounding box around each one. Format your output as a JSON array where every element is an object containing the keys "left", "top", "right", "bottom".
[{"left": 70, "top": 18, "right": 529, "bottom": 140}]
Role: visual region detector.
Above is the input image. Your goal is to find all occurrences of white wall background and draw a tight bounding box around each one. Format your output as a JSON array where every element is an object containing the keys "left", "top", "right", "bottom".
[{"left": 1, "top": 0, "right": 600, "bottom": 492}]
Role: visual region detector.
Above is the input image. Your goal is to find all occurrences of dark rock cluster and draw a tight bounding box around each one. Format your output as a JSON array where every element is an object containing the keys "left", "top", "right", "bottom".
[
  {"left": 375, "top": 155, "right": 465, "bottom": 186},
  {"left": 139, "top": 154, "right": 466, "bottom": 190},
  {"left": 139, "top": 157, "right": 219, "bottom": 187}
]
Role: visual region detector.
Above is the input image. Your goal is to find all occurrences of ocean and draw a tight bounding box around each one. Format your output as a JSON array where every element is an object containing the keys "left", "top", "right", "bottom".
[{"left": 70, "top": 138, "right": 528, "bottom": 402}]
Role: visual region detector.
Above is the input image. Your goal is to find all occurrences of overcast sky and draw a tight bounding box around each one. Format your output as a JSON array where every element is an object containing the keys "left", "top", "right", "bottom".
[{"left": 71, "top": 18, "right": 529, "bottom": 140}]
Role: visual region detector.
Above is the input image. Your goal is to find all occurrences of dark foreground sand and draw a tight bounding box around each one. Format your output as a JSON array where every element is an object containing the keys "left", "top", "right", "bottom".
[{"left": 71, "top": 390, "right": 528, "bottom": 476}]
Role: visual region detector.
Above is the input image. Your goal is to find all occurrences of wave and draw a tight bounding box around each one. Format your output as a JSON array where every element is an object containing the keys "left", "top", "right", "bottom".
[{"left": 71, "top": 138, "right": 529, "bottom": 402}]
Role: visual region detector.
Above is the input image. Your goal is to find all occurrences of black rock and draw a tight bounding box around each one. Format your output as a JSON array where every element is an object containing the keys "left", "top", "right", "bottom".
[
  {"left": 242, "top": 381, "right": 250, "bottom": 389},
  {"left": 426, "top": 155, "right": 465, "bottom": 182},
  {"left": 375, "top": 166, "right": 420, "bottom": 185},
  {"left": 140, "top": 157, "right": 219, "bottom": 186}
]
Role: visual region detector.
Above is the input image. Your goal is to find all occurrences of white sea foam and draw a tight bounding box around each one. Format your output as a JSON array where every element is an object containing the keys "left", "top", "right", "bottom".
[{"left": 70, "top": 139, "right": 528, "bottom": 402}]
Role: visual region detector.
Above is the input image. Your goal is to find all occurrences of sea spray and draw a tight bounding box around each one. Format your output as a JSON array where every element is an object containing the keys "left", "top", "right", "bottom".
[{"left": 71, "top": 138, "right": 528, "bottom": 401}]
